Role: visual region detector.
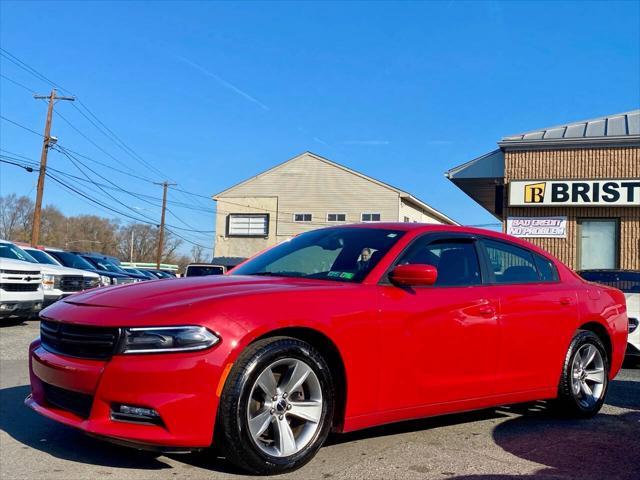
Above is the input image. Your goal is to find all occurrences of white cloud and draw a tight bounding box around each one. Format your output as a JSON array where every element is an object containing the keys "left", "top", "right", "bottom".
[
  {"left": 175, "top": 55, "right": 269, "bottom": 111},
  {"left": 341, "top": 140, "right": 390, "bottom": 145}
]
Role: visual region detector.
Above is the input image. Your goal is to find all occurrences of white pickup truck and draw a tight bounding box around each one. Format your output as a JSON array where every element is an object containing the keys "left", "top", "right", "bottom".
[
  {"left": 0, "top": 257, "right": 43, "bottom": 320},
  {"left": 0, "top": 240, "right": 100, "bottom": 308}
]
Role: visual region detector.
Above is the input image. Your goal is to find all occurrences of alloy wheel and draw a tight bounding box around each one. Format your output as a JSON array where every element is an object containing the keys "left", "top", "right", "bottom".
[
  {"left": 246, "top": 357, "right": 323, "bottom": 457},
  {"left": 570, "top": 343, "right": 606, "bottom": 408}
]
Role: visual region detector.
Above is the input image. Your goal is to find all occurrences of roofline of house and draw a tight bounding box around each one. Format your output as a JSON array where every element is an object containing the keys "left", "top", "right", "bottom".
[
  {"left": 212, "top": 151, "right": 458, "bottom": 224},
  {"left": 498, "top": 135, "right": 640, "bottom": 150}
]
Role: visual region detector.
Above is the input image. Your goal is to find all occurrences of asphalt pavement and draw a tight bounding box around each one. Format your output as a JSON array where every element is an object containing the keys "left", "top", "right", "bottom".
[{"left": 1, "top": 321, "right": 639, "bottom": 480}]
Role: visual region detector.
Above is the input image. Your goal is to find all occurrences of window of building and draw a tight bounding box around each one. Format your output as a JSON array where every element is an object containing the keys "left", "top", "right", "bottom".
[
  {"left": 403, "top": 216, "right": 410, "bottom": 222},
  {"left": 361, "top": 213, "right": 381, "bottom": 222},
  {"left": 293, "top": 213, "right": 312, "bottom": 222},
  {"left": 578, "top": 219, "right": 619, "bottom": 270},
  {"left": 227, "top": 214, "right": 269, "bottom": 237},
  {"left": 327, "top": 213, "right": 346, "bottom": 222},
  {"left": 482, "top": 239, "right": 541, "bottom": 284}
]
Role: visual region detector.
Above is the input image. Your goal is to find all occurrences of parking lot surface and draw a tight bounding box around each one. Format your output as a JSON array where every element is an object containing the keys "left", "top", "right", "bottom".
[{"left": 1, "top": 321, "right": 639, "bottom": 480}]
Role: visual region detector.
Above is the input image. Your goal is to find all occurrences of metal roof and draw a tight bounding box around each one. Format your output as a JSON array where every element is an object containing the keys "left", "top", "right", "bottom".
[{"left": 500, "top": 109, "right": 640, "bottom": 146}]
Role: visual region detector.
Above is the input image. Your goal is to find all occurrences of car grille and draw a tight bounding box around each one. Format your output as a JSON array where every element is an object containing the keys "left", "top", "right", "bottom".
[
  {"left": 83, "top": 277, "right": 99, "bottom": 289},
  {"left": 59, "top": 275, "right": 85, "bottom": 292},
  {"left": 1, "top": 283, "right": 40, "bottom": 292},
  {"left": 42, "top": 382, "right": 93, "bottom": 419},
  {"left": 0, "top": 269, "right": 40, "bottom": 275},
  {"left": 40, "top": 320, "right": 121, "bottom": 360}
]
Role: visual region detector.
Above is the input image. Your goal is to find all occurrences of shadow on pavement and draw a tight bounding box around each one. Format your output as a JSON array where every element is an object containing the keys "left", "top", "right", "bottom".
[
  {"left": 0, "top": 385, "right": 171, "bottom": 470},
  {"left": 1, "top": 376, "right": 638, "bottom": 478},
  {"left": 461, "top": 377, "right": 640, "bottom": 480}
]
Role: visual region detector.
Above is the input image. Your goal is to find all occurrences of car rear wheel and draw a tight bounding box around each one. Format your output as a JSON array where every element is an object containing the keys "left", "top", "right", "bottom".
[
  {"left": 556, "top": 330, "right": 609, "bottom": 418},
  {"left": 216, "top": 337, "right": 334, "bottom": 474}
]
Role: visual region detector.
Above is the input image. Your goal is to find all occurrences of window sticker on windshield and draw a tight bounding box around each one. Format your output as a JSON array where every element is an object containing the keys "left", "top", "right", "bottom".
[
  {"left": 387, "top": 233, "right": 398, "bottom": 238},
  {"left": 327, "top": 271, "right": 341, "bottom": 278},
  {"left": 339, "top": 272, "right": 354, "bottom": 279}
]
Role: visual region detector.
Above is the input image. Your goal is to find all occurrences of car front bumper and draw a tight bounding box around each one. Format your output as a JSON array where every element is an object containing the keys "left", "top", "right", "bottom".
[
  {"left": 26, "top": 339, "right": 227, "bottom": 448},
  {"left": 0, "top": 300, "right": 43, "bottom": 319}
]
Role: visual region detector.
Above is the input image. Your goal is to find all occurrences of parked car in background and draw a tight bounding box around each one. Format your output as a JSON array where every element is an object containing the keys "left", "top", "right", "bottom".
[
  {"left": 45, "top": 249, "right": 135, "bottom": 287},
  {"left": 0, "top": 256, "right": 42, "bottom": 320},
  {"left": 578, "top": 269, "right": 640, "bottom": 362},
  {"left": 147, "top": 269, "right": 174, "bottom": 279},
  {"left": 184, "top": 263, "right": 226, "bottom": 277},
  {"left": 74, "top": 252, "right": 149, "bottom": 282},
  {"left": 27, "top": 224, "right": 628, "bottom": 474},
  {"left": 0, "top": 240, "right": 100, "bottom": 307},
  {"left": 21, "top": 245, "right": 101, "bottom": 302},
  {"left": 122, "top": 267, "right": 157, "bottom": 280}
]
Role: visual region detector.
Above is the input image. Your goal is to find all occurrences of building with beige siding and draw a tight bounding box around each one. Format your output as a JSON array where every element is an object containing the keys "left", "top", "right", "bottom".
[
  {"left": 447, "top": 110, "right": 640, "bottom": 270},
  {"left": 213, "top": 151, "right": 456, "bottom": 259}
]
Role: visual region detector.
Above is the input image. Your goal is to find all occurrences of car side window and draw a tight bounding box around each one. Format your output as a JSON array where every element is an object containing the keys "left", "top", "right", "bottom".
[
  {"left": 395, "top": 238, "right": 481, "bottom": 287},
  {"left": 483, "top": 239, "right": 541, "bottom": 284},
  {"left": 533, "top": 253, "right": 559, "bottom": 282}
]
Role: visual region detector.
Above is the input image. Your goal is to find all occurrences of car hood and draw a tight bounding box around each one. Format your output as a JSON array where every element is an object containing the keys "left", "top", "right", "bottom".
[
  {"left": 33, "top": 262, "right": 99, "bottom": 277},
  {"left": 61, "top": 274, "right": 344, "bottom": 310},
  {"left": 0, "top": 257, "right": 42, "bottom": 271}
]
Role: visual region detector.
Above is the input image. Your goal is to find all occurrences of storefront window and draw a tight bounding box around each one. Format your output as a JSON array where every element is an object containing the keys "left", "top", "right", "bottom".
[{"left": 578, "top": 219, "right": 619, "bottom": 270}]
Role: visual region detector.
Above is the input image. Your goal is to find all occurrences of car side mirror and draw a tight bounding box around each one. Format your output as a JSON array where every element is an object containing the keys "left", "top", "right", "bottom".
[{"left": 389, "top": 264, "right": 438, "bottom": 287}]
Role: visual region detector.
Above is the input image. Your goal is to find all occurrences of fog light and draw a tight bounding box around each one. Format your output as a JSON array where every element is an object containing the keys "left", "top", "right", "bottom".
[
  {"left": 111, "top": 403, "right": 163, "bottom": 425},
  {"left": 34, "top": 302, "right": 42, "bottom": 311}
]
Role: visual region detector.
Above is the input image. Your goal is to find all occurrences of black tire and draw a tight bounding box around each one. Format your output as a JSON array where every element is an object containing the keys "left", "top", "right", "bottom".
[
  {"left": 216, "top": 336, "right": 335, "bottom": 475},
  {"left": 555, "top": 330, "right": 609, "bottom": 418}
]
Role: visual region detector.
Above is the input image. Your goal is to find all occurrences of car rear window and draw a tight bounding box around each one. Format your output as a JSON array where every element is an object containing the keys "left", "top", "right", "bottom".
[{"left": 187, "top": 266, "right": 225, "bottom": 276}]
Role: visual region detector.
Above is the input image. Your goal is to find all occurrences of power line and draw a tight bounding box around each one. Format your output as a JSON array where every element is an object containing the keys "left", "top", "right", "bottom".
[
  {"left": 0, "top": 48, "right": 71, "bottom": 94},
  {"left": 53, "top": 146, "right": 215, "bottom": 234},
  {"left": 0, "top": 114, "right": 43, "bottom": 136},
  {"left": 0, "top": 73, "right": 36, "bottom": 93}
]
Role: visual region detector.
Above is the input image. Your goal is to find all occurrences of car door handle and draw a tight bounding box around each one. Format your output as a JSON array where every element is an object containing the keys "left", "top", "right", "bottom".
[{"left": 559, "top": 297, "right": 573, "bottom": 306}]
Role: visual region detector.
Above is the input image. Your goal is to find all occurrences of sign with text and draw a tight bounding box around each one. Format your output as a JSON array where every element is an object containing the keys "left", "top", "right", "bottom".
[
  {"left": 509, "top": 179, "right": 640, "bottom": 207},
  {"left": 506, "top": 217, "right": 567, "bottom": 238}
]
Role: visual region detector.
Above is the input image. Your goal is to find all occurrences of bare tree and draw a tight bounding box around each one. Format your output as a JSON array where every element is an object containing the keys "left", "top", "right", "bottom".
[
  {"left": 191, "top": 244, "right": 205, "bottom": 263},
  {"left": 0, "top": 194, "right": 33, "bottom": 241}
]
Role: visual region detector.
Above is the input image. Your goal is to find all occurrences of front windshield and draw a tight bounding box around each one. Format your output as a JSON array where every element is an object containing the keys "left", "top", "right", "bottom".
[
  {"left": 26, "top": 249, "right": 60, "bottom": 265},
  {"left": 232, "top": 227, "right": 405, "bottom": 283},
  {"left": 49, "top": 251, "right": 96, "bottom": 270},
  {"left": 580, "top": 270, "right": 640, "bottom": 293},
  {"left": 0, "top": 243, "right": 39, "bottom": 263},
  {"left": 86, "top": 257, "right": 124, "bottom": 273}
]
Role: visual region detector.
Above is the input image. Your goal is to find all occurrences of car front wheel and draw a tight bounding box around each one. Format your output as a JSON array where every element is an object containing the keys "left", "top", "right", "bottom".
[
  {"left": 556, "top": 330, "right": 609, "bottom": 418},
  {"left": 217, "top": 337, "right": 335, "bottom": 474}
]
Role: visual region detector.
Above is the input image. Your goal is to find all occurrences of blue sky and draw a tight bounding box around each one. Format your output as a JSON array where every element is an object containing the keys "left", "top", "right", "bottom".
[{"left": 1, "top": 0, "right": 639, "bottom": 254}]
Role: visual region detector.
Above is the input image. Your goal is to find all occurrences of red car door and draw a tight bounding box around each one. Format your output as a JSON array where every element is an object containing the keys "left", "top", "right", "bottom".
[
  {"left": 478, "top": 238, "right": 579, "bottom": 394},
  {"left": 377, "top": 234, "right": 500, "bottom": 411}
]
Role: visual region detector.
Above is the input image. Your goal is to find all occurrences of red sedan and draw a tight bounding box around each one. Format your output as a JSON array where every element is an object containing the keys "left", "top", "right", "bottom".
[{"left": 26, "top": 224, "right": 628, "bottom": 474}]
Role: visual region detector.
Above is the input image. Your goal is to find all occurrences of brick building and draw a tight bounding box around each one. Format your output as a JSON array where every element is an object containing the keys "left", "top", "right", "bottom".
[{"left": 447, "top": 110, "right": 640, "bottom": 270}]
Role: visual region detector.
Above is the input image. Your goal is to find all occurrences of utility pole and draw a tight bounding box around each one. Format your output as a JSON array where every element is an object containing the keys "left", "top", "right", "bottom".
[
  {"left": 130, "top": 229, "right": 134, "bottom": 263},
  {"left": 31, "top": 89, "right": 75, "bottom": 246},
  {"left": 154, "top": 181, "right": 176, "bottom": 269}
]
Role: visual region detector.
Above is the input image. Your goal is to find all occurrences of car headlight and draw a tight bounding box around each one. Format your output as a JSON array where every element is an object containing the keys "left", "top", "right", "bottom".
[
  {"left": 42, "top": 274, "right": 58, "bottom": 290},
  {"left": 99, "top": 275, "right": 112, "bottom": 286},
  {"left": 120, "top": 326, "right": 219, "bottom": 354}
]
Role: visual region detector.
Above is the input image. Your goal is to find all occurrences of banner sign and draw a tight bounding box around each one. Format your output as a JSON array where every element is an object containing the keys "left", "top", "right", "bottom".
[
  {"left": 506, "top": 217, "right": 567, "bottom": 238},
  {"left": 509, "top": 179, "right": 640, "bottom": 207}
]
